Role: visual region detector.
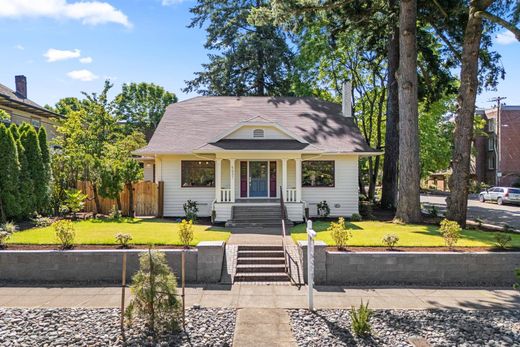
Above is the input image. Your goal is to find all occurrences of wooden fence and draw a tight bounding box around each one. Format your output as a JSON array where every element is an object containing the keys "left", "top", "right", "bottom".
[{"left": 77, "top": 181, "right": 159, "bottom": 216}]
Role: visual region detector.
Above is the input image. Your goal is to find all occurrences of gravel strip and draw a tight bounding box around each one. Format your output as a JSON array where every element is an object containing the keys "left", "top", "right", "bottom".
[
  {"left": 289, "top": 309, "right": 520, "bottom": 346},
  {"left": 0, "top": 307, "right": 235, "bottom": 346}
]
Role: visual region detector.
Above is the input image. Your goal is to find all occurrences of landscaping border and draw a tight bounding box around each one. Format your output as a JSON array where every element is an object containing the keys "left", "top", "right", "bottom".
[
  {"left": 298, "top": 241, "right": 520, "bottom": 286},
  {"left": 0, "top": 241, "right": 225, "bottom": 284}
]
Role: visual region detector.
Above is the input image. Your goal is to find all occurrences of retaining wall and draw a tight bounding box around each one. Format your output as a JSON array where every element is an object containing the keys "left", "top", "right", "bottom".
[
  {"left": 298, "top": 241, "right": 520, "bottom": 286},
  {"left": 0, "top": 241, "right": 225, "bottom": 284}
]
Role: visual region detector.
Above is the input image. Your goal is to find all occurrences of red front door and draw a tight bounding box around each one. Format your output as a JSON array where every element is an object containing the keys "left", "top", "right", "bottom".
[
  {"left": 269, "top": 161, "right": 277, "bottom": 197},
  {"left": 240, "top": 161, "right": 247, "bottom": 197}
]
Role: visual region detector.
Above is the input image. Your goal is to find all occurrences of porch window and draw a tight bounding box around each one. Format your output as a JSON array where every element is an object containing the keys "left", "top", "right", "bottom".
[
  {"left": 302, "top": 161, "right": 335, "bottom": 187},
  {"left": 181, "top": 161, "right": 215, "bottom": 187}
]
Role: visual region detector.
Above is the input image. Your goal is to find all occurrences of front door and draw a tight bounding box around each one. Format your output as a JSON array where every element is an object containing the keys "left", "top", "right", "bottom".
[{"left": 249, "top": 161, "right": 268, "bottom": 197}]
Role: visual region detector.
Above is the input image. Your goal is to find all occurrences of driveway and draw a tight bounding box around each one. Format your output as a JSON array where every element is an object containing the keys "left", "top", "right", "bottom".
[{"left": 421, "top": 194, "right": 520, "bottom": 229}]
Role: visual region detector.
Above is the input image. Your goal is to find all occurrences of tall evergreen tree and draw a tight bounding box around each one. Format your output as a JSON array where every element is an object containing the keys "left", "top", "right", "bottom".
[
  {"left": 21, "top": 126, "right": 45, "bottom": 214},
  {"left": 184, "top": 0, "right": 295, "bottom": 96},
  {"left": 38, "top": 127, "right": 51, "bottom": 213},
  {"left": 16, "top": 139, "right": 34, "bottom": 219},
  {"left": 0, "top": 124, "right": 20, "bottom": 222},
  {"left": 9, "top": 123, "right": 20, "bottom": 141}
]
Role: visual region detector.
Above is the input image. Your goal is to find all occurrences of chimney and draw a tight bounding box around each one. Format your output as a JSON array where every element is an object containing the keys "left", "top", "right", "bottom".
[
  {"left": 342, "top": 81, "right": 352, "bottom": 117},
  {"left": 15, "top": 75, "right": 27, "bottom": 99}
]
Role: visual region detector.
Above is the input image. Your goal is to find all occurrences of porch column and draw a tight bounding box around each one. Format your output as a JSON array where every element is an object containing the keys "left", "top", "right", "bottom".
[
  {"left": 295, "top": 158, "right": 302, "bottom": 202},
  {"left": 229, "top": 159, "right": 236, "bottom": 202},
  {"left": 215, "top": 159, "right": 222, "bottom": 202},
  {"left": 282, "top": 158, "right": 288, "bottom": 202}
]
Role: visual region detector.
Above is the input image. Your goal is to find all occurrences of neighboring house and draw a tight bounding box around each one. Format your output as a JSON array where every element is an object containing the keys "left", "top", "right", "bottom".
[
  {"left": 0, "top": 75, "right": 61, "bottom": 138},
  {"left": 475, "top": 106, "right": 520, "bottom": 187},
  {"left": 135, "top": 91, "right": 379, "bottom": 223}
]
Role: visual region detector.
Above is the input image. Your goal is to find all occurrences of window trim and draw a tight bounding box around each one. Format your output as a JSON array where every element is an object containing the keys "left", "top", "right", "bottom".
[
  {"left": 302, "top": 160, "right": 335, "bottom": 188},
  {"left": 488, "top": 156, "right": 495, "bottom": 170},
  {"left": 488, "top": 136, "right": 494, "bottom": 151},
  {"left": 180, "top": 160, "right": 215, "bottom": 188}
]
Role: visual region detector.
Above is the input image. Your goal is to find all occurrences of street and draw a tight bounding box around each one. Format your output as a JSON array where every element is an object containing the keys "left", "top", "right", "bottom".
[{"left": 421, "top": 194, "right": 520, "bottom": 230}]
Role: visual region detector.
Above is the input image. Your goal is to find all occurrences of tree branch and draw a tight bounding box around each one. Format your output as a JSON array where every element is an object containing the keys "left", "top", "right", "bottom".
[
  {"left": 475, "top": 11, "right": 520, "bottom": 41},
  {"left": 430, "top": 24, "right": 462, "bottom": 62}
]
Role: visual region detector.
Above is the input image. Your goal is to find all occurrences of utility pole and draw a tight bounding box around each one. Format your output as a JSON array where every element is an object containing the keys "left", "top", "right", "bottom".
[{"left": 488, "top": 97, "right": 506, "bottom": 185}]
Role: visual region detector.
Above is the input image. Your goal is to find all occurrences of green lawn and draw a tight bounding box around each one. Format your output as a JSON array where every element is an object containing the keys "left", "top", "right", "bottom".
[
  {"left": 8, "top": 218, "right": 230, "bottom": 246},
  {"left": 291, "top": 220, "right": 520, "bottom": 248}
]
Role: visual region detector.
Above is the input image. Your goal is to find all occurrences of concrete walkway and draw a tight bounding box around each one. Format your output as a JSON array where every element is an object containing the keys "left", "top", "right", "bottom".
[
  {"left": 1, "top": 284, "right": 519, "bottom": 310},
  {"left": 233, "top": 308, "right": 296, "bottom": 347}
]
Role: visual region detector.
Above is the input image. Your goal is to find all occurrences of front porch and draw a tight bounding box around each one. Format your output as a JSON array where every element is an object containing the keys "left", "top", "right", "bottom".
[{"left": 212, "top": 157, "right": 305, "bottom": 223}]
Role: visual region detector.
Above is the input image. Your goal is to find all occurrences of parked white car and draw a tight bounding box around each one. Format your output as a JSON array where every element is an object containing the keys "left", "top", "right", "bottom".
[{"left": 479, "top": 187, "right": 520, "bottom": 205}]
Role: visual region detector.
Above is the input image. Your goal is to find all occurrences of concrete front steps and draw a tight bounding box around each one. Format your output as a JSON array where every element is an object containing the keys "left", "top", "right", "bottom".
[
  {"left": 234, "top": 245, "right": 289, "bottom": 283},
  {"left": 226, "top": 205, "right": 293, "bottom": 229}
]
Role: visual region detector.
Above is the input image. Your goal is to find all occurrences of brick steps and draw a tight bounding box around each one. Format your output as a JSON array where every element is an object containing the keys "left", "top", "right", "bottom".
[{"left": 234, "top": 245, "right": 289, "bottom": 283}]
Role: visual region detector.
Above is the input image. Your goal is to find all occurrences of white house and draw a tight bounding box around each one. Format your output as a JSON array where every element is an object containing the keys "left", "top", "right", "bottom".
[{"left": 135, "top": 88, "right": 379, "bottom": 224}]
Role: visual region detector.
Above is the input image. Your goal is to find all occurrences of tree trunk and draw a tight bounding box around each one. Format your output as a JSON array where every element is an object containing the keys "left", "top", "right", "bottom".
[
  {"left": 92, "top": 183, "right": 101, "bottom": 215},
  {"left": 127, "top": 182, "right": 135, "bottom": 218},
  {"left": 446, "top": 4, "right": 485, "bottom": 227},
  {"left": 381, "top": 0, "right": 400, "bottom": 210},
  {"left": 116, "top": 196, "right": 122, "bottom": 213},
  {"left": 395, "top": 0, "right": 422, "bottom": 223}
]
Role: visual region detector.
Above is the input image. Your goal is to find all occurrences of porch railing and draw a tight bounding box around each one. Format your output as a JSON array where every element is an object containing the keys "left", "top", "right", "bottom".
[
  {"left": 219, "top": 189, "right": 232, "bottom": 202},
  {"left": 286, "top": 189, "right": 297, "bottom": 202}
]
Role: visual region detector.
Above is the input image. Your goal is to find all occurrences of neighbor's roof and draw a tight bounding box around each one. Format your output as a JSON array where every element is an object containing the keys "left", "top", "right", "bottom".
[
  {"left": 135, "top": 96, "right": 378, "bottom": 155},
  {"left": 0, "top": 83, "right": 61, "bottom": 119}
]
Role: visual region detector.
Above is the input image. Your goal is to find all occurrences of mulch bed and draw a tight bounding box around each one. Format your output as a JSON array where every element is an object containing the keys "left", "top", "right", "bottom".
[{"left": 327, "top": 246, "right": 520, "bottom": 253}]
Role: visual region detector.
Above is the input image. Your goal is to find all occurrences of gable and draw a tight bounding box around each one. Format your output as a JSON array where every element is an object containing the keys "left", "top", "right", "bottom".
[{"left": 225, "top": 125, "right": 294, "bottom": 140}]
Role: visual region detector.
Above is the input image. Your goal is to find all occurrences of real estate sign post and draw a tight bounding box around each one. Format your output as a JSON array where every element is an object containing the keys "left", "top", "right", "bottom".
[{"left": 307, "top": 220, "right": 316, "bottom": 311}]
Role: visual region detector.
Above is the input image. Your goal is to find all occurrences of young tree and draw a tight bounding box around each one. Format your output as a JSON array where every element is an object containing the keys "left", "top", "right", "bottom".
[
  {"left": 395, "top": 0, "right": 421, "bottom": 223},
  {"left": 0, "top": 124, "right": 20, "bottom": 222},
  {"left": 185, "top": 0, "right": 296, "bottom": 96},
  {"left": 114, "top": 82, "right": 177, "bottom": 139}
]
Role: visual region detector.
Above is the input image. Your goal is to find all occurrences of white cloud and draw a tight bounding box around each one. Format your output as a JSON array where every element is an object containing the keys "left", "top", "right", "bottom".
[
  {"left": 161, "top": 0, "right": 187, "bottom": 5},
  {"left": 67, "top": 69, "right": 98, "bottom": 81},
  {"left": 44, "top": 48, "right": 81, "bottom": 62},
  {"left": 496, "top": 30, "right": 518, "bottom": 45},
  {"left": 79, "top": 56, "right": 93, "bottom": 64},
  {"left": 0, "top": 0, "right": 132, "bottom": 28},
  {"left": 15, "top": 44, "right": 24, "bottom": 50}
]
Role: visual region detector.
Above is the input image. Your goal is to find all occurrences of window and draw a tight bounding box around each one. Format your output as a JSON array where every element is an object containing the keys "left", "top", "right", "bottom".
[
  {"left": 302, "top": 161, "right": 335, "bottom": 187},
  {"left": 488, "top": 156, "right": 495, "bottom": 170},
  {"left": 488, "top": 118, "right": 496, "bottom": 132},
  {"left": 31, "top": 118, "right": 41, "bottom": 129},
  {"left": 488, "top": 137, "right": 494, "bottom": 151},
  {"left": 253, "top": 129, "right": 264, "bottom": 138},
  {"left": 181, "top": 161, "right": 215, "bottom": 187}
]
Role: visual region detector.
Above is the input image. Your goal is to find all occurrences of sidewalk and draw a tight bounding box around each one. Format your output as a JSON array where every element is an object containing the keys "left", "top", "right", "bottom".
[{"left": 1, "top": 284, "right": 519, "bottom": 310}]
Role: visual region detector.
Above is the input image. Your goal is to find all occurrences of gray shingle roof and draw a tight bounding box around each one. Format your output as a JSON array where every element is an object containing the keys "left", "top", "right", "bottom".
[
  {"left": 0, "top": 83, "right": 60, "bottom": 118},
  {"left": 135, "top": 96, "right": 377, "bottom": 155}
]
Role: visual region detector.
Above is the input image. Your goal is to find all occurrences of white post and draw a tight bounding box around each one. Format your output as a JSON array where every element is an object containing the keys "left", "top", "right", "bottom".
[
  {"left": 306, "top": 219, "right": 316, "bottom": 311},
  {"left": 229, "top": 159, "right": 235, "bottom": 202},
  {"left": 295, "top": 158, "right": 302, "bottom": 202},
  {"left": 282, "top": 158, "right": 288, "bottom": 202},
  {"left": 215, "top": 159, "right": 222, "bottom": 202}
]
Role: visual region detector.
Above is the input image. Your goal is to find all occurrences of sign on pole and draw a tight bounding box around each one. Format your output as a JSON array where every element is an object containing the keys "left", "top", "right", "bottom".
[{"left": 306, "top": 220, "right": 316, "bottom": 311}]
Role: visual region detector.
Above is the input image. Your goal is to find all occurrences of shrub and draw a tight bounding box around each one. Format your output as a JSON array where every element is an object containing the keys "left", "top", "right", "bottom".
[
  {"left": 1, "top": 221, "right": 17, "bottom": 233},
  {"left": 178, "top": 219, "right": 194, "bottom": 247},
  {"left": 359, "top": 201, "right": 375, "bottom": 220},
  {"left": 494, "top": 233, "right": 512, "bottom": 249},
  {"left": 317, "top": 200, "right": 330, "bottom": 218},
  {"left": 328, "top": 217, "right": 352, "bottom": 250},
  {"left": 115, "top": 233, "right": 132, "bottom": 248},
  {"left": 350, "top": 300, "right": 372, "bottom": 337},
  {"left": 53, "top": 220, "right": 75, "bottom": 249},
  {"left": 382, "top": 233, "right": 399, "bottom": 249},
  {"left": 183, "top": 200, "right": 199, "bottom": 222},
  {"left": 429, "top": 205, "right": 438, "bottom": 217},
  {"left": 350, "top": 213, "right": 362, "bottom": 222},
  {"left": 34, "top": 214, "right": 53, "bottom": 228},
  {"left": 439, "top": 219, "right": 461, "bottom": 249},
  {"left": 0, "top": 230, "right": 11, "bottom": 248},
  {"left": 125, "top": 250, "right": 182, "bottom": 335},
  {"left": 109, "top": 205, "right": 122, "bottom": 220},
  {"left": 61, "top": 189, "right": 87, "bottom": 219}
]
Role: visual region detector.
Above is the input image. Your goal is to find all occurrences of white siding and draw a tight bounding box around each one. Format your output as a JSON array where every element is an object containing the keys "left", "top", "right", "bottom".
[
  {"left": 302, "top": 155, "right": 359, "bottom": 217},
  {"left": 159, "top": 155, "right": 215, "bottom": 217},
  {"left": 214, "top": 203, "right": 232, "bottom": 222},
  {"left": 287, "top": 159, "right": 296, "bottom": 189},
  {"left": 226, "top": 125, "right": 292, "bottom": 140},
  {"left": 286, "top": 203, "right": 304, "bottom": 222},
  {"left": 143, "top": 163, "right": 154, "bottom": 182}
]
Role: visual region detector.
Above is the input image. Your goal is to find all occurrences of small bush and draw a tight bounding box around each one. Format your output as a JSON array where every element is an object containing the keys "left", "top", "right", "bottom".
[
  {"left": 350, "top": 300, "right": 372, "bottom": 337},
  {"left": 0, "top": 230, "right": 11, "bottom": 248},
  {"left": 53, "top": 220, "right": 75, "bottom": 249},
  {"left": 61, "top": 189, "right": 87, "bottom": 219},
  {"left": 439, "top": 219, "right": 461, "bottom": 249},
  {"left": 115, "top": 233, "right": 133, "bottom": 248},
  {"left": 359, "top": 201, "right": 375, "bottom": 220},
  {"left": 183, "top": 200, "right": 199, "bottom": 222},
  {"left": 317, "top": 201, "right": 330, "bottom": 218},
  {"left": 34, "top": 214, "right": 53, "bottom": 228},
  {"left": 109, "top": 205, "right": 122, "bottom": 220},
  {"left": 125, "top": 250, "right": 182, "bottom": 335},
  {"left": 382, "top": 233, "right": 399, "bottom": 249},
  {"left": 178, "top": 219, "right": 194, "bottom": 247},
  {"left": 494, "top": 233, "right": 512, "bottom": 249},
  {"left": 1, "top": 222, "right": 17, "bottom": 233},
  {"left": 350, "top": 213, "right": 362, "bottom": 222},
  {"left": 328, "top": 217, "right": 352, "bottom": 250}
]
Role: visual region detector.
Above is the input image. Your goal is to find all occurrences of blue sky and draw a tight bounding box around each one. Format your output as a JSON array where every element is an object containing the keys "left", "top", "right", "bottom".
[{"left": 1, "top": 0, "right": 519, "bottom": 108}]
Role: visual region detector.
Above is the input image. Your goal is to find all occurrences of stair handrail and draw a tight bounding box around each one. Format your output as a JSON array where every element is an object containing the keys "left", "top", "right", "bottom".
[{"left": 279, "top": 186, "right": 288, "bottom": 273}]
